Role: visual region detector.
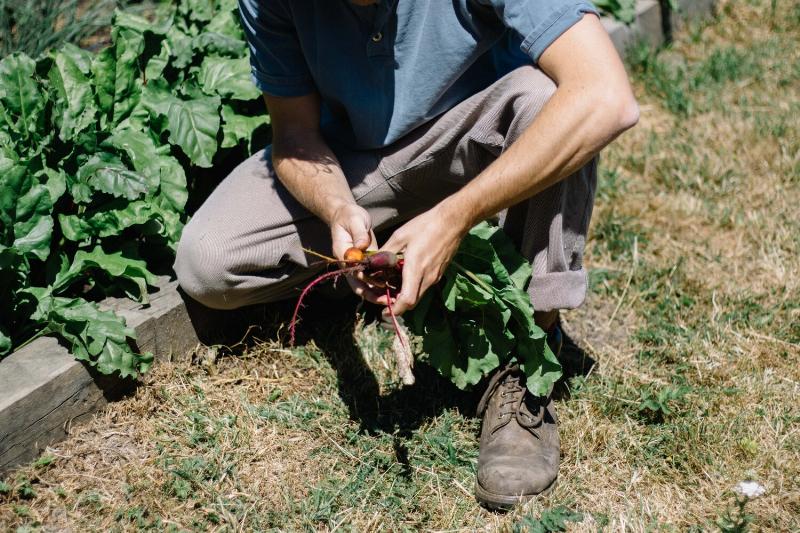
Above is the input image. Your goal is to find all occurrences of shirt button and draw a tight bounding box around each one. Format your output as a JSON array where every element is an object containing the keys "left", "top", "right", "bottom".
[{"left": 371, "top": 32, "right": 383, "bottom": 42}]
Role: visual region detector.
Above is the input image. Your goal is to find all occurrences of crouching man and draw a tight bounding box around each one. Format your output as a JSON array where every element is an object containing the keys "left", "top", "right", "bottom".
[{"left": 174, "top": 0, "right": 638, "bottom": 509}]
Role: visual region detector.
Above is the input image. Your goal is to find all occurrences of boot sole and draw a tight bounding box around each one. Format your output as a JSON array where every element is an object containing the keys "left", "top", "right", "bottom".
[{"left": 474, "top": 476, "right": 557, "bottom": 511}]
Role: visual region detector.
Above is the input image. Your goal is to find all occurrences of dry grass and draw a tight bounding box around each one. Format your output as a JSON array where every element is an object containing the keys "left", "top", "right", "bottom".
[{"left": 2, "top": 0, "right": 799, "bottom": 530}]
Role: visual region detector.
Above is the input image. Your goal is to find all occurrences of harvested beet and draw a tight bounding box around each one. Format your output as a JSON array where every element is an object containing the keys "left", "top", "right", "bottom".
[{"left": 291, "top": 247, "right": 413, "bottom": 384}]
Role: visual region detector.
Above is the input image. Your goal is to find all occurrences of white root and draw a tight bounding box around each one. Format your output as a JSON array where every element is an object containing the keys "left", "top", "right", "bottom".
[{"left": 391, "top": 321, "right": 415, "bottom": 386}]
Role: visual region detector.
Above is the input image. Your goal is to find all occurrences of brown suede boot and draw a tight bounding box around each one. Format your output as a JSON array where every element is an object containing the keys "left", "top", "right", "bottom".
[{"left": 474, "top": 326, "right": 562, "bottom": 510}]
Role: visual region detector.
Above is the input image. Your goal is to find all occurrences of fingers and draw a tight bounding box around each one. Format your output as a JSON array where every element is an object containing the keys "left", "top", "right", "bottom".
[
  {"left": 387, "top": 262, "right": 422, "bottom": 315},
  {"left": 345, "top": 209, "right": 372, "bottom": 250},
  {"left": 347, "top": 274, "right": 390, "bottom": 305},
  {"left": 381, "top": 229, "right": 405, "bottom": 253}
]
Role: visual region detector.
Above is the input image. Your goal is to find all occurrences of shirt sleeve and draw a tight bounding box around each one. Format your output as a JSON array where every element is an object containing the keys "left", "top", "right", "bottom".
[
  {"left": 237, "top": 0, "right": 316, "bottom": 97},
  {"left": 474, "top": 0, "right": 600, "bottom": 63}
]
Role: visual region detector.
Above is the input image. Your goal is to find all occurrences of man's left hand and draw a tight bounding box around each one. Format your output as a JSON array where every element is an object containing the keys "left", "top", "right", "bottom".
[{"left": 381, "top": 204, "right": 467, "bottom": 316}]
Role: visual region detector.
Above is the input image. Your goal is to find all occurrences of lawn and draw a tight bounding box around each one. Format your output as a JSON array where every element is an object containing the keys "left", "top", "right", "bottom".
[{"left": 1, "top": 0, "right": 798, "bottom": 530}]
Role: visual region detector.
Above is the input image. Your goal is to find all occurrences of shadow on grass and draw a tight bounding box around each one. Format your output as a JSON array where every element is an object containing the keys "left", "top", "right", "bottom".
[
  {"left": 552, "top": 327, "right": 598, "bottom": 401},
  {"left": 182, "top": 289, "right": 597, "bottom": 438}
]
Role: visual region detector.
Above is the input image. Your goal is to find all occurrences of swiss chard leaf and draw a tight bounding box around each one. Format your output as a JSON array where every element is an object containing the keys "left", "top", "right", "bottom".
[
  {"left": 102, "top": 127, "right": 188, "bottom": 211},
  {"left": 198, "top": 56, "right": 261, "bottom": 101},
  {"left": 59, "top": 199, "right": 172, "bottom": 242},
  {"left": 1, "top": 162, "right": 53, "bottom": 261},
  {"left": 78, "top": 152, "right": 154, "bottom": 200},
  {"left": 220, "top": 104, "right": 268, "bottom": 149},
  {"left": 406, "top": 223, "right": 562, "bottom": 395},
  {"left": 164, "top": 95, "right": 221, "bottom": 168},
  {"left": 91, "top": 47, "right": 117, "bottom": 117},
  {"left": 52, "top": 245, "right": 158, "bottom": 303},
  {"left": 49, "top": 44, "right": 98, "bottom": 141},
  {"left": 25, "top": 287, "right": 152, "bottom": 377},
  {"left": 110, "top": 26, "right": 145, "bottom": 126},
  {"left": 0, "top": 53, "right": 46, "bottom": 141}
]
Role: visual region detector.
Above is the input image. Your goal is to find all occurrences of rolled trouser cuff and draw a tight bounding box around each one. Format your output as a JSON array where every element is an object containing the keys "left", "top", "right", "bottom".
[{"left": 529, "top": 269, "right": 588, "bottom": 312}]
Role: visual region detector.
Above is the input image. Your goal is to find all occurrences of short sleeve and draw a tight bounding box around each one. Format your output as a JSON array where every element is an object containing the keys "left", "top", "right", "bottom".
[
  {"left": 237, "top": 0, "right": 316, "bottom": 97},
  {"left": 473, "top": 0, "right": 599, "bottom": 62}
]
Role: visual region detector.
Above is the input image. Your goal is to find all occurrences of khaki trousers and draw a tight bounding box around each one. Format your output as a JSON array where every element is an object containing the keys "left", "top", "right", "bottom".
[{"left": 174, "top": 66, "right": 597, "bottom": 312}]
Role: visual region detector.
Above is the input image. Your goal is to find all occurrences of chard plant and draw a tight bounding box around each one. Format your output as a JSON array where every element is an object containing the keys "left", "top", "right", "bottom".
[{"left": 0, "top": 0, "right": 268, "bottom": 376}]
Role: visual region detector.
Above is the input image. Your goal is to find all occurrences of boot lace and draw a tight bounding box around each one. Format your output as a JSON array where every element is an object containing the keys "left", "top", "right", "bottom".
[{"left": 477, "top": 364, "right": 545, "bottom": 436}]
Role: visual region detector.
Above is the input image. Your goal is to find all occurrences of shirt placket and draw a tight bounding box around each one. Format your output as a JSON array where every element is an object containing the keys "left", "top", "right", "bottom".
[{"left": 366, "top": 0, "right": 397, "bottom": 58}]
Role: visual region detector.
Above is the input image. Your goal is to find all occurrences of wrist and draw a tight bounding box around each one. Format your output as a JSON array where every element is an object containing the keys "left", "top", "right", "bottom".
[
  {"left": 326, "top": 199, "right": 360, "bottom": 226},
  {"left": 435, "top": 195, "right": 477, "bottom": 238}
]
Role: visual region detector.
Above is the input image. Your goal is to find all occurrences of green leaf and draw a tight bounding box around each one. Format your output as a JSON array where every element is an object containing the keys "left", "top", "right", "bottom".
[
  {"left": 192, "top": 32, "right": 248, "bottom": 57},
  {"left": 26, "top": 287, "right": 152, "bottom": 377},
  {"left": 91, "top": 47, "right": 116, "bottom": 116},
  {"left": 111, "top": 27, "right": 145, "bottom": 125},
  {"left": 406, "top": 223, "right": 562, "bottom": 395},
  {"left": 0, "top": 327, "right": 10, "bottom": 356},
  {"left": 166, "top": 26, "right": 194, "bottom": 70},
  {"left": 1, "top": 163, "right": 53, "bottom": 261},
  {"left": 40, "top": 167, "right": 67, "bottom": 204},
  {"left": 474, "top": 222, "right": 532, "bottom": 290},
  {"left": 102, "top": 126, "right": 187, "bottom": 211},
  {"left": 206, "top": 7, "right": 244, "bottom": 39},
  {"left": 220, "top": 105, "right": 268, "bottom": 149},
  {"left": 140, "top": 79, "right": 176, "bottom": 118},
  {"left": 14, "top": 184, "right": 53, "bottom": 261},
  {"left": 198, "top": 56, "right": 260, "bottom": 100},
  {"left": 165, "top": 95, "right": 221, "bottom": 168},
  {"left": 52, "top": 245, "right": 158, "bottom": 303},
  {"left": 114, "top": 9, "right": 172, "bottom": 35},
  {"left": 145, "top": 43, "right": 170, "bottom": 82},
  {"left": 58, "top": 200, "right": 179, "bottom": 242},
  {"left": 49, "top": 45, "right": 97, "bottom": 141},
  {"left": 179, "top": 0, "right": 215, "bottom": 23},
  {"left": 78, "top": 153, "right": 153, "bottom": 200},
  {"left": 0, "top": 53, "right": 46, "bottom": 140}
]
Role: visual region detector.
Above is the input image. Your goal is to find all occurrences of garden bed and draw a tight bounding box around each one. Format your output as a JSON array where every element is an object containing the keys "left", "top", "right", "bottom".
[{"left": 0, "top": 0, "right": 717, "bottom": 476}]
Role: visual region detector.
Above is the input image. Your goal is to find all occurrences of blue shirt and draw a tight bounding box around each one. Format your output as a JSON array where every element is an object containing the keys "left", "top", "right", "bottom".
[{"left": 239, "top": 0, "right": 598, "bottom": 149}]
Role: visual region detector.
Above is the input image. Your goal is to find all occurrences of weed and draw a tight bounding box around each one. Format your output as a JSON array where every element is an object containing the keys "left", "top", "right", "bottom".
[
  {"left": 511, "top": 506, "right": 584, "bottom": 532},
  {"left": 716, "top": 496, "right": 754, "bottom": 533},
  {"left": 636, "top": 385, "right": 691, "bottom": 423}
]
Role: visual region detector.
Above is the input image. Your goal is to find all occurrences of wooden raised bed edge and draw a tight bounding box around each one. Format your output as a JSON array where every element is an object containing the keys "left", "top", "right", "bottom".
[
  {"left": 0, "top": 278, "right": 201, "bottom": 474},
  {"left": 0, "top": 0, "right": 716, "bottom": 476}
]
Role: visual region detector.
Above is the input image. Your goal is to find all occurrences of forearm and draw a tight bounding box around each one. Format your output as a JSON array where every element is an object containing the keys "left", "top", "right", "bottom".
[{"left": 272, "top": 133, "right": 356, "bottom": 225}]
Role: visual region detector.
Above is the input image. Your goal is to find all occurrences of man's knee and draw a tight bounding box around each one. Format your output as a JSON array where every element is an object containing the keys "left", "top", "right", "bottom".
[{"left": 174, "top": 221, "right": 242, "bottom": 310}]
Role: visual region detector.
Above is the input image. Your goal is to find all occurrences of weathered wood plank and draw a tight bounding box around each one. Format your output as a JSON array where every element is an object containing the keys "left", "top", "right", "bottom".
[
  {"left": 0, "top": 338, "right": 106, "bottom": 473},
  {"left": 0, "top": 278, "right": 199, "bottom": 475}
]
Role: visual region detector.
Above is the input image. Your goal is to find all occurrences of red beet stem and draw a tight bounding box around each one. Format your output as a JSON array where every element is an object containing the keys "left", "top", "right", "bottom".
[{"left": 289, "top": 266, "right": 360, "bottom": 346}]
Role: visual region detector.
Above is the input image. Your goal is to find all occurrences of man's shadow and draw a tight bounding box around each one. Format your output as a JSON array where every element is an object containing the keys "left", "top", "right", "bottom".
[{"left": 183, "top": 291, "right": 596, "bottom": 439}]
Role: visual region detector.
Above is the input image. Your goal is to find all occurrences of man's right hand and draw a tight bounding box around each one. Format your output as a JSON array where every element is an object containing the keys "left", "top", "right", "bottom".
[
  {"left": 330, "top": 203, "right": 372, "bottom": 260},
  {"left": 329, "top": 203, "right": 388, "bottom": 305}
]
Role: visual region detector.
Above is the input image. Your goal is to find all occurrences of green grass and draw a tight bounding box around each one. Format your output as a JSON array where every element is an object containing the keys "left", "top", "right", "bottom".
[
  {"left": 0, "top": 0, "right": 130, "bottom": 57},
  {"left": 1, "top": 0, "right": 799, "bottom": 530}
]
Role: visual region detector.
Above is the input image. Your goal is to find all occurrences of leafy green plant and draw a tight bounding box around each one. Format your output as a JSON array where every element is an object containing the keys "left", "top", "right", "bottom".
[
  {"left": 406, "top": 222, "right": 560, "bottom": 396},
  {"left": 511, "top": 506, "right": 584, "bottom": 533},
  {"left": 594, "top": 0, "right": 638, "bottom": 24},
  {"left": 0, "top": 0, "right": 268, "bottom": 377},
  {"left": 636, "top": 385, "right": 690, "bottom": 423}
]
